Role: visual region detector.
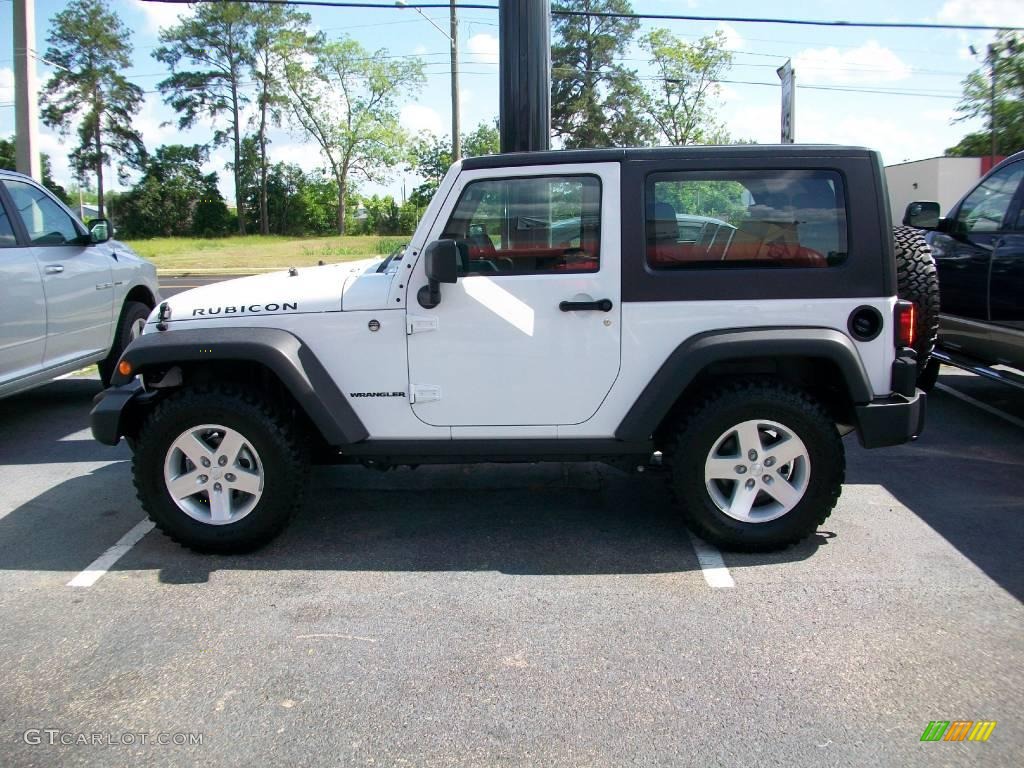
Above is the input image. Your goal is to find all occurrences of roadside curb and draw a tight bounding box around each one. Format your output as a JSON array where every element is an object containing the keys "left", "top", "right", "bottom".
[{"left": 157, "top": 268, "right": 268, "bottom": 277}]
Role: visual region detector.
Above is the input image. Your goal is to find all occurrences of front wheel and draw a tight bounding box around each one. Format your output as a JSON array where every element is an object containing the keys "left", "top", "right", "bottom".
[
  {"left": 666, "top": 381, "right": 845, "bottom": 552},
  {"left": 99, "top": 301, "right": 151, "bottom": 387},
  {"left": 132, "top": 385, "right": 309, "bottom": 553}
]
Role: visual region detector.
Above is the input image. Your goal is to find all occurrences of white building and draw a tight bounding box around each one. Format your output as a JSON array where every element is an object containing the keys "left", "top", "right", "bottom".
[{"left": 884, "top": 156, "right": 993, "bottom": 224}]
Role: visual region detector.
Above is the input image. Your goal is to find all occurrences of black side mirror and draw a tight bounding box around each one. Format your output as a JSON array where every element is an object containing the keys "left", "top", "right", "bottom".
[
  {"left": 418, "top": 239, "right": 460, "bottom": 309},
  {"left": 902, "top": 201, "right": 940, "bottom": 230},
  {"left": 87, "top": 218, "right": 111, "bottom": 244}
]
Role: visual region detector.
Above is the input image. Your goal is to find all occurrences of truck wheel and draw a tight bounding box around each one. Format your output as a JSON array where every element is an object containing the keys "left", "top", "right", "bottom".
[
  {"left": 99, "top": 301, "right": 150, "bottom": 387},
  {"left": 132, "top": 385, "right": 309, "bottom": 553},
  {"left": 893, "top": 226, "right": 940, "bottom": 382},
  {"left": 666, "top": 381, "right": 844, "bottom": 552}
]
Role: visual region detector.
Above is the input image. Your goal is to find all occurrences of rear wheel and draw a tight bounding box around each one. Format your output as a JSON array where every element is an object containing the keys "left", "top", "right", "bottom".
[
  {"left": 132, "top": 385, "right": 309, "bottom": 553},
  {"left": 666, "top": 380, "right": 844, "bottom": 552},
  {"left": 893, "top": 226, "right": 940, "bottom": 384}
]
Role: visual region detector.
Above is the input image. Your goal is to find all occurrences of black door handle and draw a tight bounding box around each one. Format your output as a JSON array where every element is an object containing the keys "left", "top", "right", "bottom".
[{"left": 559, "top": 298, "right": 613, "bottom": 312}]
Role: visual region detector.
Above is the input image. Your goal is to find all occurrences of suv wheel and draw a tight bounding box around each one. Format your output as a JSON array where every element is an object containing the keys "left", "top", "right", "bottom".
[
  {"left": 132, "top": 385, "right": 309, "bottom": 553},
  {"left": 99, "top": 301, "right": 150, "bottom": 387},
  {"left": 666, "top": 381, "right": 844, "bottom": 552}
]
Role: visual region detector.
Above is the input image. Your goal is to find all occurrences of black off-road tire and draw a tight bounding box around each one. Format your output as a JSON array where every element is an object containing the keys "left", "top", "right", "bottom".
[
  {"left": 99, "top": 301, "right": 151, "bottom": 387},
  {"left": 893, "top": 225, "right": 940, "bottom": 382},
  {"left": 666, "top": 380, "right": 845, "bottom": 552},
  {"left": 132, "top": 384, "right": 310, "bottom": 553}
]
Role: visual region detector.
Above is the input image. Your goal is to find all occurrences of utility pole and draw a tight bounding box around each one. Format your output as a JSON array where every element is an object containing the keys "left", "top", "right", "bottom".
[
  {"left": 498, "top": 0, "right": 551, "bottom": 153},
  {"left": 450, "top": 0, "right": 461, "bottom": 162},
  {"left": 397, "top": 0, "right": 460, "bottom": 162},
  {"left": 13, "top": 0, "right": 41, "bottom": 180},
  {"left": 988, "top": 44, "right": 998, "bottom": 164},
  {"left": 777, "top": 60, "right": 795, "bottom": 144}
]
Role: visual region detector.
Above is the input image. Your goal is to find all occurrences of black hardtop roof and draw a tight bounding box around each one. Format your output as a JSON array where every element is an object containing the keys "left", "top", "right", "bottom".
[{"left": 460, "top": 144, "right": 878, "bottom": 170}]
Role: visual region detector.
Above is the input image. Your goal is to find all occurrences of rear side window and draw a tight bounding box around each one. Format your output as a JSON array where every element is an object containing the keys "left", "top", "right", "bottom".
[
  {"left": 645, "top": 170, "right": 848, "bottom": 269},
  {"left": 442, "top": 175, "right": 601, "bottom": 275}
]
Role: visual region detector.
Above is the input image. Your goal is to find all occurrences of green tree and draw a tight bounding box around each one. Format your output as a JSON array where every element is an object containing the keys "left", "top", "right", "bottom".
[
  {"left": 946, "top": 31, "right": 1024, "bottom": 157},
  {"left": 155, "top": 2, "right": 255, "bottom": 235},
  {"left": 40, "top": 0, "right": 144, "bottom": 218},
  {"left": 641, "top": 29, "right": 733, "bottom": 146},
  {"left": 0, "top": 137, "right": 71, "bottom": 204},
  {"left": 552, "top": 0, "right": 654, "bottom": 148},
  {"left": 409, "top": 120, "right": 499, "bottom": 206},
  {"left": 463, "top": 120, "right": 500, "bottom": 157},
  {"left": 250, "top": 2, "right": 311, "bottom": 235},
  {"left": 282, "top": 35, "right": 424, "bottom": 234},
  {"left": 117, "top": 144, "right": 228, "bottom": 238}
]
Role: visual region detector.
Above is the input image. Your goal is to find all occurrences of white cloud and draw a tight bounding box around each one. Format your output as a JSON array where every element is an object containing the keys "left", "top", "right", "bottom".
[
  {"left": 131, "top": 0, "right": 192, "bottom": 35},
  {"left": 716, "top": 23, "right": 743, "bottom": 51},
  {"left": 937, "top": 0, "right": 1024, "bottom": 27},
  {"left": 0, "top": 68, "right": 13, "bottom": 103},
  {"left": 413, "top": 44, "right": 429, "bottom": 56},
  {"left": 794, "top": 41, "right": 910, "bottom": 85},
  {"left": 466, "top": 33, "right": 499, "bottom": 65},
  {"left": 400, "top": 103, "right": 444, "bottom": 136},
  {"left": 37, "top": 131, "right": 73, "bottom": 183},
  {"left": 132, "top": 94, "right": 178, "bottom": 151},
  {"left": 270, "top": 142, "right": 325, "bottom": 173}
]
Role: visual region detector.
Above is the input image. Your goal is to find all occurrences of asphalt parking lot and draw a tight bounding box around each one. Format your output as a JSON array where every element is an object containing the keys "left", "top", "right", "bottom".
[{"left": 0, "top": 364, "right": 1021, "bottom": 767}]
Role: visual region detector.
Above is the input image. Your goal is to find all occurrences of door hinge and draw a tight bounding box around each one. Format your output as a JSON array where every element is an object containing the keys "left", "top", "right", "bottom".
[
  {"left": 410, "top": 384, "right": 441, "bottom": 404},
  {"left": 407, "top": 315, "right": 438, "bottom": 335}
]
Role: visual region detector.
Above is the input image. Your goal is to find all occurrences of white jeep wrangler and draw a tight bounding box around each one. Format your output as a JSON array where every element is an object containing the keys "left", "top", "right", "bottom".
[{"left": 92, "top": 146, "right": 927, "bottom": 553}]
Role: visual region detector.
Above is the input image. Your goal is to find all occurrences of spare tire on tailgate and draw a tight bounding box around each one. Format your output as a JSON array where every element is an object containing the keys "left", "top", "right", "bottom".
[{"left": 893, "top": 225, "right": 940, "bottom": 389}]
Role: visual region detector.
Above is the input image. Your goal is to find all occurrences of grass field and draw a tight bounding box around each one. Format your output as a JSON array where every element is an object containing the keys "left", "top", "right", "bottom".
[{"left": 123, "top": 235, "right": 408, "bottom": 274}]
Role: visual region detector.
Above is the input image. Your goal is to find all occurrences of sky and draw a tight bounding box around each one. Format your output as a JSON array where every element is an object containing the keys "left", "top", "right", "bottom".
[{"left": 2, "top": 0, "right": 1023, "bottom": 206}]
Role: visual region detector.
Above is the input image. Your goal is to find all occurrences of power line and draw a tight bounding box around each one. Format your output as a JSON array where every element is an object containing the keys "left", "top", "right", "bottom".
[{"left": 138, "top": 1, "right": 1023, "bottom": 32}]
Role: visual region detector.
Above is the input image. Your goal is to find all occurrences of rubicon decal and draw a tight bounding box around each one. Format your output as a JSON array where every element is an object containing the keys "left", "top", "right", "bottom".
[
  {"left": 192, "top": 302, "right": 298, "bottom": 316},
  {"left": 349, "top": 391, "right": 406, "bottom": 398}
]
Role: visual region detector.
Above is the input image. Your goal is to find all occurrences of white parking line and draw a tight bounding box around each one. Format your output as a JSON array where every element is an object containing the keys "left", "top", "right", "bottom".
[
  {"left": 67, "top": 519, "right": 155, "bottom": 588},
  {"left": 688, "top": 534, "right": 735, "bottom": 589},
  {"left": 935, "top": 383, "right": 1024, "bottom": 430}
]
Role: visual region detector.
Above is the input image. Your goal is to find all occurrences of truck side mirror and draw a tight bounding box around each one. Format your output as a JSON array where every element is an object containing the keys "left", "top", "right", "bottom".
[
  {"left": 87, "top": 218, "right": 111, "bottom": 244},
  {"left": 903, "top": 201, "right": 940, "bottom": 230},
  {"left": 418, "top": 239, "right": 460, "bottom": 309}
]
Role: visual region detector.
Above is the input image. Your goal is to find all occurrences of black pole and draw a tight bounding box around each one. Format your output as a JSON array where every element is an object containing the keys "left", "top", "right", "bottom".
[{"left": 499, "top": 0, "right": 551, "bottom": 153}]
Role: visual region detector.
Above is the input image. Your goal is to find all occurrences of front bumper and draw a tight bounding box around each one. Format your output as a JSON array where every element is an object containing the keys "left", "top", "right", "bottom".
[
  {"left": 90, "top": 379, "right": 145, "bottom": 446},
  {"left": 854, "top": 389, "right": 926, "bottom": 449}
]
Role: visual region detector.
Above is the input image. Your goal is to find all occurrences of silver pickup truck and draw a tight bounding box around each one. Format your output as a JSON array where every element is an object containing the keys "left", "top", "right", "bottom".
[{"left": 0, "top": 170, "right": 160, "bottom": 398}]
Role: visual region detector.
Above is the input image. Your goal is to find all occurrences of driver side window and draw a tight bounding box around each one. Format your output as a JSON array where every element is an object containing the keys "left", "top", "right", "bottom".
[
  {"left": 442, "top": 175, "right": 602, "bottom": 276},
  {"left": 2, "top": 179, "right": 82, "bottom": 246},
  {"left": 957, "top": 163, "right": 1024, "bottom": 234}
]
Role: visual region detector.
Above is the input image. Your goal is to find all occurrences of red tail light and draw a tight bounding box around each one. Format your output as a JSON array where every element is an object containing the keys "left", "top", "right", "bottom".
[{"left": 895, "top": 301, "right": 916, "bottom": 348}]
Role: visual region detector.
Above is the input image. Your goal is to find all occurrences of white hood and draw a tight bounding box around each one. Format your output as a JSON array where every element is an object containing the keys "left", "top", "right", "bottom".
[{"left": 153, "top": 259, "right": 385, "bottom": 326}]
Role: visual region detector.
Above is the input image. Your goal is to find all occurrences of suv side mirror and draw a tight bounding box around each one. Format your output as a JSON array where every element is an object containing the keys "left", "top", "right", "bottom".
[
  {"left": 418, "top": 239, "right": 459, "bottom": 309},
  {"left": 87, "top": 218, "right": 111, "bottom": 244},
  {"left": 902, "top": 201, "right": 940, "bottom": 230}
]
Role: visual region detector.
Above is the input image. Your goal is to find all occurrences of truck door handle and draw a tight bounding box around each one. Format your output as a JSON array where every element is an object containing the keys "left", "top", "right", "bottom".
[
  {"left": 44, "top": 265, "right": 64, "bottom": 274},
  {"left": 559, "top": 298, "right": 613, "bottom": 312}
]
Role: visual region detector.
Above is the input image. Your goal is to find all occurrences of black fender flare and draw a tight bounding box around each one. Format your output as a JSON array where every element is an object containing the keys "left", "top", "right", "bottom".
[
  {"left": 105, "top": 326, "right": 369, "bottom": 446},
  {"left": 614, "top": 327, "right": 874, "bottom": 441}
]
